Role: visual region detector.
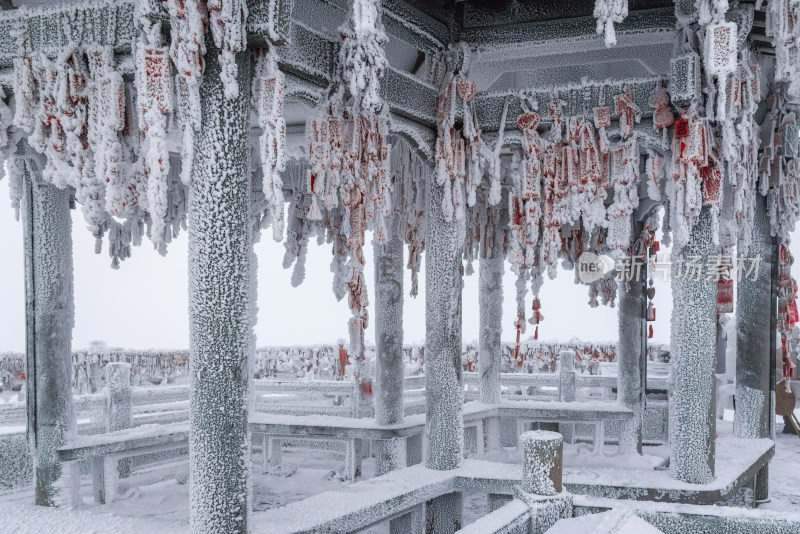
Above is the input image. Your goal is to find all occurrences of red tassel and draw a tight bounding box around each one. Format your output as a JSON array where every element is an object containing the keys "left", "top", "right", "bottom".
[
  {"left": 648, "top": 325, "right": 654, "bottom": 339},
  {"left": 534, "top": 325, "right": 539, "bottom": 340}
]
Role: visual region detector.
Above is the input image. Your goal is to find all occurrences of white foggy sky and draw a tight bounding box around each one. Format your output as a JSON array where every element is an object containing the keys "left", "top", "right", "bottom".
[{"left": 0, "top": 172, "right": 691, "bottom": 353}]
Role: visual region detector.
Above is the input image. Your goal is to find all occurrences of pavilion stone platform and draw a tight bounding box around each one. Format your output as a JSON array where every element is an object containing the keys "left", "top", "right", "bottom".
[{"left": 1, "top": 0, "right": 799, "bottom": 533}]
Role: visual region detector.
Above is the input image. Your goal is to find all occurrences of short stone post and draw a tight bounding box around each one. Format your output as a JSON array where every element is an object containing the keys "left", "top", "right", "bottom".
[
  {"left": 105, "top": 363, "right": 132, "bottom": 481},
  {"left": 558, "top": 351, "right": 576, "bottom": 443},
  {"left": 105, "top": 363, "right": 132, "bottom": 433},
  {"left": 521, "top": 431, "right": 563, "bottom": 495},
  {"left": 516, "top": 431, "right": 573, "bottom": 533}
]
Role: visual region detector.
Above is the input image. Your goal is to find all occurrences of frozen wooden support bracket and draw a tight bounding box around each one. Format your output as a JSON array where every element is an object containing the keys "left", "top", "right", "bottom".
[
  {"left": 670, "top": 206, "right": 718, "bottom": 484},
  {"left": 425, "top": 165, "right": 466, "bottom": 471},
  {"left": 21, "top": 150, "right": 79, "bottom": 507},
  {"left": 188, "top": 38, "right": 252, "bottom": 534}
]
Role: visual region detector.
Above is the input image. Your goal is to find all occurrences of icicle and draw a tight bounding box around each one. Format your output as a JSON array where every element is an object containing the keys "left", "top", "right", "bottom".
[{"left": 254, "top": 47, "right": 287, "bottom": 240}]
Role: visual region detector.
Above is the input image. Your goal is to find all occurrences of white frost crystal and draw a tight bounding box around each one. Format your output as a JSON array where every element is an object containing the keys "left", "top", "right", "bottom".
[{"left": 594, "top": 0, "right": 628, "bottom": 48}]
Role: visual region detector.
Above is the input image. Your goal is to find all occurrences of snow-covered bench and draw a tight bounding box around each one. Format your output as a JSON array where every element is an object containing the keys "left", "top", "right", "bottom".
[
  {"left": 460, "top": 400, "right": 634, "bottom": 456},
  {"left": 57, "top": 422, "right": 190, "bottom": 505},
  {"left": 250, "top": 412, "right": 427, "bottom": 480}
]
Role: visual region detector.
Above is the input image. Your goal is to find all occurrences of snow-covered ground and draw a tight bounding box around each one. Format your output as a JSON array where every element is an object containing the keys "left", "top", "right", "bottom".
[{"left": 3, "top": 408, "right": 800, "bottom": 533}]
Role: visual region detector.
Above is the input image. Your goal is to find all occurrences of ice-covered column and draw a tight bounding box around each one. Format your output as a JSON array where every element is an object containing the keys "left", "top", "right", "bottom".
[
  {"left": 670, "top": 206, "right": 718, "bottom": 484},
  {"left": 425, "top": 170, "right": 465, "bottom": 471},
  {"left": 617, "top": 255, "right": 647, "bottom": 455},
  {"left": 479, "top": 203, "right": 505, "bottom": 453},
  {"left": 21, "top": 158, "right": 77, "bottom": 506},
  {"left": 734, "top": 195, "right": 774, "bottom": 440},
  {"left": 188, "top": 39, "right": 253, "bottom": 534},
  {"left": 478, "top": 208, "right": 505, "bottom": 405},
  {"left": 374, "top": 212, "right": 406, "bottom": 480},
  {"left": 735, "top": 195, "right": 775, "bottom": 503},
  {"left": 374, "top": 212, "right": 405, "bottom": 427}
]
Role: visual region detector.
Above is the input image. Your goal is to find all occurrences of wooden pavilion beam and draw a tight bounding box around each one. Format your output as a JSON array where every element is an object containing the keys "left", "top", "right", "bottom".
[
  {"left": 461, "top": 7, "right": 676, "bottom": 50},
  {"left": 475, "top": 77, "right": 667, "bottom": 134}
]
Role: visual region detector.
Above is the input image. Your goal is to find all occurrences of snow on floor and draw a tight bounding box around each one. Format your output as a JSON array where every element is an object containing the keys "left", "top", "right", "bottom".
[{"left": 3, "top": 411, "right": 800, "bottom": 532}]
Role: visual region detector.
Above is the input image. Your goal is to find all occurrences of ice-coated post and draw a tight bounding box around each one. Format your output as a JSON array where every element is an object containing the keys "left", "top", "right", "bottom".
[
  {"left": 21, "top": 157, "right": 78, "bottom": 507},
  {"left": 617, "top": 244, "right": 647, "bottom": 455},
  {"left": 479, "top": 200, "right": 506, "bottom": 454},
  {"left": 670, "top": 206, "right": 718, "bottom": 484},
  {"left": 558, "top": 351, "right": 576, "bottom": 403},
  {"left": 375, "top": 212, "right": 405, "bottom": 426},
  {"left": 521, "top": 430, "right": 563, "bottom": 495},
  {"left": 478, "top": 200, "right": 506, "bottom": 406},
  {"left": 424, "top": 168, "right": 465, "bottom": 470},
  {"left": 735, "top": 195, "right": 774, "bottom": 440},
  {"left": 735, "top": 195, "right": 776, "bottom": 502},
  {"left": 105, "top": 363, "right": 132, "bottom": 433},
  {"left": 188, "top": 38, "right": 253, "bottom": 534}
]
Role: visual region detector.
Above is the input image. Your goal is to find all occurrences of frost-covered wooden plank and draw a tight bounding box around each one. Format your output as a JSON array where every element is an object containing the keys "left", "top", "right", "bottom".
[
  {"left": 56, "top": 422, "right": 189, "bottom": 462},
  {"left": 573, "top": 494, "right": 800, "bottom": 533},
  {"left": 253, "top": 464, "right": 458, "bottom": 534},
  {"left": 454, "top": 499, "right": 530, "bottom": 534},
  {"left": 249, "top": 412, "right": 426, "bottom": 439},
  {"left": 254, "top": 378, "right": 355, "bottom": 394}
]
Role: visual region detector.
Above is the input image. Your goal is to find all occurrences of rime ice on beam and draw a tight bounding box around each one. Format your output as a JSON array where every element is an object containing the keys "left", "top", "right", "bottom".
[
  {"left": 21, "top": 156, "right": 78, "bottom": 507},
  {"left": 670, "top": 207, "right": 718, "bottom": 484},
  {"left": 373, "top": 212, "right": 405, "bottom": 476},
  {"left": 424, "top": 163, "right": 465, "bottom": 471},
  {"left": 188, "top": 38, "right": 252, "bottom": 534}
]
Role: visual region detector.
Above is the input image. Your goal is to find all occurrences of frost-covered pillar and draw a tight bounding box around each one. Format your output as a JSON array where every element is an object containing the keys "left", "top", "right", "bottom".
[
  {"left": 617, "top": 254, "right": 647, "bottom": 455},
  {"left": 374, "top": 213, "right": 406, "bottom": 481},
  {"left": 425, "top": 173, "right": 465, "bottom": 471},
  {"left": 374, "top": 212, "right": 405, "bottom": 427},
  {"left": 734, "top": 195, "right": 774, "bottom": 440},
  {"left": 735, "top": 195, "right": 775, "bottom": 503},
  {"left": 21, "top": 159, "right": 77, "bottom": 506},
  {"left": 188, "top": 41, "right": 252, "bottom": 534},
  {"left": 670, "top": 207, "right": 718, "bottom": 484},
  {"left": 479, "top": 204, "right": 505, "bottom": 453}
]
